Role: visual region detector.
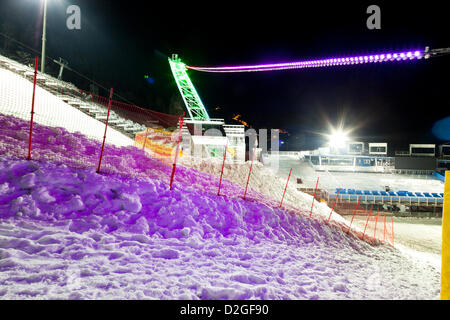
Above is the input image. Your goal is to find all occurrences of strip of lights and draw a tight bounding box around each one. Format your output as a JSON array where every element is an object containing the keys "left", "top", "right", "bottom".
[{"left": 186, "top": 49, "right": 425, "bottom": 73}]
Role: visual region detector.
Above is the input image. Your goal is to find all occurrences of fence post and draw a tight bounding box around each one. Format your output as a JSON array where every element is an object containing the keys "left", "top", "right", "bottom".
[
  {"left": 217, "top": 141, "right": 228, "bottom": 196},
  {"left": 243, "top": 147, "right": 256, "bottom": 200},
  {"left": 347, "top": 196, "right": 361, "bottom": 233},
  {"left": 362, "top": 209, "right": 372, "bottom": 240},
  {"left": 169, "top": 112, "right": 185, "bottom": 190},
  {"left": 142, "top": 127, "right": 149, "bottom": 150},
  {"left": 310, "top": 177, "right": 319, "bottom": 217},
  {"left": 280, "top": 168, "right": 292, "bottom": 208},
  {"left": 96, "top": 88, "right": 113, "bottom": 173},
  {"left": 373, "top": 208, "right": 380, "bottom": 239},
  {"left": 327, "top": 188, "right": 341, "bottom": 222},
  {"left": 391, "top": 216, "right": 394, "bottom": 247},
  {"left": 27, "top": 57, "right": 38, "bottom": 161}
]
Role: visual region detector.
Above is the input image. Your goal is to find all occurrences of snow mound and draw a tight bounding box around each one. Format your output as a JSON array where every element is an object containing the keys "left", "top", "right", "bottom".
[
  {"left": 180, "top": 156, "right": 346, "bottom": 223},
  {"left": 0, "top": 158, "right": 441, "bottom": 299}
]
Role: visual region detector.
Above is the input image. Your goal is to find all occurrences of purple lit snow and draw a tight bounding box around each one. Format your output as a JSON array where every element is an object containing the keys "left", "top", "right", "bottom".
[{"left": 0, "top": 114, "right": 441, "bottom": 299}]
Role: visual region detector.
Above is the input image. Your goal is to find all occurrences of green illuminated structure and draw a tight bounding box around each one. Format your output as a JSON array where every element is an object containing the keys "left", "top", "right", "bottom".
[{"left": 168, "top": 54, "right": 210, "bottom": 121}]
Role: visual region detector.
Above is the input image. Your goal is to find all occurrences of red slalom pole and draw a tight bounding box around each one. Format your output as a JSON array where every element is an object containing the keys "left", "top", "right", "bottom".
[
  {"left": 383, "top": 214, "right": 387, "bottom": 242},
  {"left": 27, "top": 57, "right": 38, "bottom": 161},
  {"left": 309, "top": 177, "right": 319, "bottom": 217},
  {"left": 391, "top": 217, "right": 395, "bottom": 247},
  {"left": 96, "top": 88, "right": 113, "bottom": 173},
  {"left": 327, "top": 188, "right": 341, "bottom": 222},
  {"left": 347, "top": 196, "right": 361, "bottom": 233},
  {"left": 169, "top": 112, "right": 185, "bottom": 190},
  {"left": 243, "top": 147, "right": 256, "bottom": 200},
  {"left": 280, "top": 168, "right": 292, "bottom": 208},
  {"left": 217, "top": 141, "right": 228, "bottom": 196},
  {"left": 362, "top": 209, "right": 372, "bottom": 240},
  {"left": 373, "top": 208, "right": 380, "bottom": 239},
  {"left": 142, "top": 127, "right": 149, "bottom": 150}
]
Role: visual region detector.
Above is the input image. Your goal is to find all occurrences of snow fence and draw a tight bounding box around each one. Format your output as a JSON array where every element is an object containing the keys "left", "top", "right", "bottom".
[
  {"left": 0, "top": 56, "right": 393, "bottom": 247},
  {"left": 0, "top": 55, "right": 183, "bottom": 171}
]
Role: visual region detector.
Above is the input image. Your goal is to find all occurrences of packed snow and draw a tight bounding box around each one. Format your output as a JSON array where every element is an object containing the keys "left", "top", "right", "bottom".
[
  {"left": 179, "top": 156, "right": 347, "bottom": 224},
  {"left": 0, "top": 113, "right": 442, "bottom": 299},
  {"left": 0, "top": 158, "right": 441, "bottom": 299}
]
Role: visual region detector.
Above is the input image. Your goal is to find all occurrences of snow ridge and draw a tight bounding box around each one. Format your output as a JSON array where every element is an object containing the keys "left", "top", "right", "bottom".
[{"left": 0, "top": 113, "right": 441, "bottom": 299}]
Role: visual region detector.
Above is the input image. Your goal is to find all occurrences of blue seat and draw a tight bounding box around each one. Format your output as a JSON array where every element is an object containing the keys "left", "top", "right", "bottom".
[
  {"left": 380, "top": 191, "right": 388, "bottom": 196},
  {"left": 388, "top": 191, "right": 396, "bottom": 196},
  {"left": 364, "top": 190, "right": 371, "bottom": 195},
  {"left": 440, "top": 193, "right": 444, "bottom": 197},
  {"left": 348, "top": 189, "right": 355, "bottom": 195},
  {"left": 338, "top": 189, "right": 346, "bottom": 194},
  {"left": 432, "top": 193, "right": 440, "bottom": 198},
  {"left": 397, "top": 191, "right": 407, "bottom": 196},
  {"left": 356, "top": 190, "right": 363, "bottom": 195},
  {"left": 415, "top": 192, "right": 424, "bottom": 197},
  {"left": 372, "top": 190, "right": 380, "bottom": 195},
  {"left": 407, "top": 192, "right": 415, "bottom": 197},
  {"left": 423, "top": 192, "right": 432, "bottom": 198}
]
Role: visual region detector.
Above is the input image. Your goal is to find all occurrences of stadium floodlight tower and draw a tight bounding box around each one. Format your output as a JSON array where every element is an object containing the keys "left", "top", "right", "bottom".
[
  {"left": 327, "top": 129, "right": 349, "bottom": 154},
  {"left": 168, "top": 54, "right": 246, "bottom": 162}
]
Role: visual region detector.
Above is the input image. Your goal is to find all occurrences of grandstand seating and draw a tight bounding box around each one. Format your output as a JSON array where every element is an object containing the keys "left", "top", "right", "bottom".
[
  {"left": 330, "top": 187, "right": 445, "bottom": 206},
  {"left": 334, "top": 188, "right": 444, "bottom": 197}
]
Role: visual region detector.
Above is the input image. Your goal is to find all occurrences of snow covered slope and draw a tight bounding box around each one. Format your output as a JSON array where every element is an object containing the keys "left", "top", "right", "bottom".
[
  {"left": 0, "top": 158, "right": 441, "bottom": 299},
  {"left": 0, "top": 113, "right": 341, "bottom": 224},
  {"left": 0, "top": 113, "right": 441, "bottom": 299}
]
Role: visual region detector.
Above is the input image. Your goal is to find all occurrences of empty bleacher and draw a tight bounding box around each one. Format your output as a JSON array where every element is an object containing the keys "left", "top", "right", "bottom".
[{"left": 329, "top": 188, "right": 444, "bottom": 207}]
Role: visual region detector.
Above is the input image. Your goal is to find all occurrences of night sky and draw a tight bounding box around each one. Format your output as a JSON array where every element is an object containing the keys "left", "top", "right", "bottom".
[{"left": 0, "top": 1, "right": 449, "bottom": 152}]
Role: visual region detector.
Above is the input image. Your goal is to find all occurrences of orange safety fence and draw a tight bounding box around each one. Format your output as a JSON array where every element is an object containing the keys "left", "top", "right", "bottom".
[{"left": 134, "top": 127, "right": 183, "bottom": 166}]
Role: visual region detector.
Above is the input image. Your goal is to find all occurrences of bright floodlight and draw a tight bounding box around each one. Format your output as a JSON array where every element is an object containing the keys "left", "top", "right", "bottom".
[{"left": 328, "top": 130, "right": 348, "bottom": 149}]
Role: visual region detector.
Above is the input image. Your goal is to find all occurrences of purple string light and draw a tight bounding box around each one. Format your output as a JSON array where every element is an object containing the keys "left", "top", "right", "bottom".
[{"left": 186, "top": 50, "right": 424, "bottom": 73}]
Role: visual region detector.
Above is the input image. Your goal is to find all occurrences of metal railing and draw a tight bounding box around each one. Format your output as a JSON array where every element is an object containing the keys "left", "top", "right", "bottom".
[{"left": 327, "top": 193, "right": 444, "bottom": 207}]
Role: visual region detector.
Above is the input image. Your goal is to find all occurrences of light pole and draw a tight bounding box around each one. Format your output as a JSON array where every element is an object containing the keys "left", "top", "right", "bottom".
[{"left": 41, "top": 0, "right": 48, "bottom": 73}]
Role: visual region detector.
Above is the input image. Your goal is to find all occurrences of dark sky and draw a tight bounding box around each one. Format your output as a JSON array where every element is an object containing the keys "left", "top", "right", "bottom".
[{"left": 0, "top": 0, "right": 449, "bottom": 151}]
